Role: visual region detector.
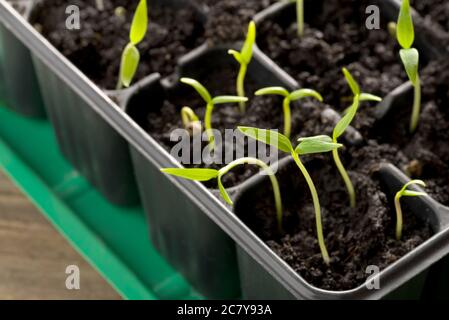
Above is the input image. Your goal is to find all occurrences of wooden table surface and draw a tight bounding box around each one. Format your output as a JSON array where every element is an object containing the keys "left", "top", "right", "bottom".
[{"left": 0, "top": 170, "right": 121, "bottom": 300}]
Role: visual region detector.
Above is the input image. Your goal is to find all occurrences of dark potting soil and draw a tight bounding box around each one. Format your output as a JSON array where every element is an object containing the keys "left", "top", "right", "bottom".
[
  {"left": 257, "top": 0, "right": 407, "bottom": 134},
  {"left": 372, "top": 57, "right": 449, "bottom": 206},
  {"left": 194, "top": 0, "right": 277, "bottom": 45},
  {"left": 238, "top": 152, "right": 432, "bottom": 291},
  {"left": 30, "top": 0, "right": 205, "bottom": 89},
  {"left": 143, "top": 65, "right": 335, "bottom": 188}
]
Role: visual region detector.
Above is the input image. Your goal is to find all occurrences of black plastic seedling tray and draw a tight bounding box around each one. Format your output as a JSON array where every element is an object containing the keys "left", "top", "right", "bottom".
[{"left": 2, "top": 0, "right": 449, "bottom": 300}]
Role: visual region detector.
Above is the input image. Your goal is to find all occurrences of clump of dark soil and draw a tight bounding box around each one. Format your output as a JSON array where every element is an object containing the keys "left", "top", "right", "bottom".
[
  {"left": 30, "top": 0, "right": 205, "bottom": 89},
  {"left": 237, "top": 152, "right": 432, "bottom": 291}
]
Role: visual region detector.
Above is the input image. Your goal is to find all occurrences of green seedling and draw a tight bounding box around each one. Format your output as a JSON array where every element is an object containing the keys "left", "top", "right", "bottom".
[
  {"left": 228, "top": 21, "right": 256, "bottom": 113},
  {"left": 388, "top": 21, "right": 397, "bottom": 39},
  {"left": 181, "top": 106, "right": 201, "bottom": 136},
  {"left": 394, "top": 180, "right": 427, "bottom": 240},
  {"left": 286, "top": 0, "right": 304, "bottom": 37},
  {"left": 255, "top": 87, "right": 323, "bottom": 139},
  {"left": 161, "top": 157, "right": 283, "bottom": 232},
  {"left": 238, "top": 127, "right": 342, "bottom": 265},
  {"left": 180, "top": 77, "right": 248, "bottom": 149},
  {"left": 117, "top": 0, "right": 148, "bottom": 90},
  {"left": 396, "top": 0, "right": 421, "bottom": 132},
  {"left": 332, "top": 68, "right": 382, "bottom": 208}
]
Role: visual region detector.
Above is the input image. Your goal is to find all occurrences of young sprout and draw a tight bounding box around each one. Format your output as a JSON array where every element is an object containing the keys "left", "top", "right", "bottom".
[
  {"left": 394, "top": 180, "right": 427, "bottom": 240},
  {"left": 117, "top": 0, "right": 148, "bottom": 90},
  {"left": 238, "top": 127, "right": 342, "bottom": 265},
  {"left": 161, "top": 157, "right": 283, "bottom": 232},
  {"left": 95, "top": 0, "right": 105, "bottom": 11},
  {"left": 180, "top": 78, "right": 248, "bottom": 149},
  {"left": 181, "top": 106, "right": 201, "bottom": 136},
  {"left": 286, "top": 0, "right": 304, "bottom": 37},
  {"left": 255, "top": 87, "right": 323, "bottom": 139},
  {"left": 228, "top": 21, "right": 256, "bottom": 113},
  {"left": 396, "top": 0, "right": 421, "bottom": 133},
  {"left": 332, "top": 68, "right": 382, "bottom": 208}
]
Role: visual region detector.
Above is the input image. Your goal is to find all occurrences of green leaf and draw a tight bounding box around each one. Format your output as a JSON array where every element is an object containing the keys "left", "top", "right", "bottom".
[
  {"left": 359, "top": 93, "right": 382, "bottom": 102},
  {"left": 238, "top": 127, "right": 293, "bottom": 153},
  {"left": 119, "top": 43, "right": 140, "bottom": 88},
  {"left": 342, "top": 67, "right": 360, "bottom": 96},
  {"left": 400, "top": 48, "right": 419, "bottom": 85},
  {"left": 400, "top": 179, "right": 426, "bottom": 193},
  {"left": 228, "top": 49, "right": 243, "bottom": 64},
  {"left": 160, "top": 168, "right": 219, "bottom": 182},
  {"left": 333, "top": 96, "right": 360, "bottom": 140},
  {"left": 129, "top": 0, "right": 148, "bottom": 45},
  {"left": 240, "top": 21, "right": 256, "bottom": 64},
  {"left": 295, "top": 135, "right": 342, "bottom": 155},
  {"left": 397, "top": 0, "right": 414, "bottom": 49},
  {"left": 218, "top": 177, "right": 233, "bottom": 205},
  {"left": 289, "top": 88, "right": 323, "bottom": 102},
  {"left": 212, "top": 96, "right": 248, "bottom": 105},
  {"left": 402, "top": 190, "right": 427, "bottom": 197},
  {"left": 255, "top": 87, "right": 289, "bottom": 97},
  {"left": 180, "top": 78, "right": 212, "bottom": 103}
]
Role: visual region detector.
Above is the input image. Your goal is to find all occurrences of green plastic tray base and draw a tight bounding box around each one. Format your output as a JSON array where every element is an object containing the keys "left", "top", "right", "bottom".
[{"left": 0, "top": 104, "right": 202, "bottom": 300}]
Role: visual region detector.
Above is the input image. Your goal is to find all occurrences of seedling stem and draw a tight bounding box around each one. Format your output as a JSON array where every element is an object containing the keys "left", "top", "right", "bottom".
[
  {"left": 181, "top": 106, "right": 201, "bottom": 136},
  {"left": 286, "top": 0, "right": 304, "bottom": 37},
  {"left": 297, "top": 0, "right": 304, "bottom": 37},
  {"left": 117, "top": 0, "right": 148, "bottom": 90},
  {"left": 410, "top": 76, "right": 421, "bottom": 132},
  {"left": 96, "top": 0, "right": 105, "bottom": 11}
]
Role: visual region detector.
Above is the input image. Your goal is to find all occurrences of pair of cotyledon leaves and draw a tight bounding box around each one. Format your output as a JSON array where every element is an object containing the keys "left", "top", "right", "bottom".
[{"left": 163, "top": 68, "right": 383, "bottom": 203}]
